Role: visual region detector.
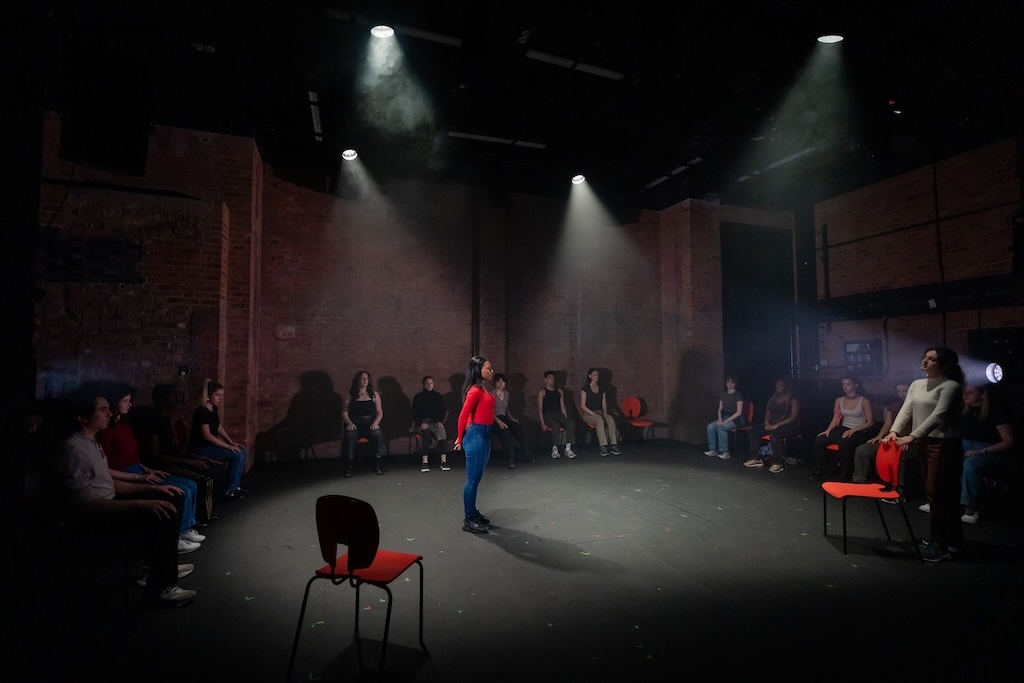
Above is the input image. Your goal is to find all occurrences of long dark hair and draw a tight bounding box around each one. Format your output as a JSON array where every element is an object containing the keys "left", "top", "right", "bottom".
[
  {"left": 462, "top": 356, "right": 488, "bottom": 401},
  {"left": 101, "top": 381, "right": 135, "bottom": 423},
  {"left": 348, "top": 370, "right": 375, "bottom": 401},
  {"left": 928, "top": 346, "right": 966, "bottom": 386}
]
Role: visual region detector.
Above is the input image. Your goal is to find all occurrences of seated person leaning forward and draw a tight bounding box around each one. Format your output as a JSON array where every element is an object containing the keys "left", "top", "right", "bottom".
[
  {"left": 58, "top": 382, "right": 196, "bottom": 608},
  {"left": 342, "top": 370, "right": 386, "bottom": 477},
  {"left": 809, "top": 375, "right": 875, "bottom": 481},
  {"left": 412, "top": 375, "right": 450, "bottom": 472}
]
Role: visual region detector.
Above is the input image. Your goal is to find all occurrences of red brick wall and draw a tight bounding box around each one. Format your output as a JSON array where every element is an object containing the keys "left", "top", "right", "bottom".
[{"left": 814, "top": 139, "right": 1021, "bottom": 395}]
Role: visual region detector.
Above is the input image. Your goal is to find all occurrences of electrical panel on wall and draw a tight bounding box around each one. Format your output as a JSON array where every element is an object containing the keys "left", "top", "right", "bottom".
[{"left": 845, "top": 340, "right": 882, "bottom": 377}]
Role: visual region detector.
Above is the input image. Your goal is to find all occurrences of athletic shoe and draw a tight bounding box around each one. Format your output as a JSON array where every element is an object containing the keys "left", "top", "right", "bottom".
[
  {"left": 565, "top": 447, "right": 577, "bottom": 459},
  {"left": 550, "top": 448, "right": 560, "bottom": 459},
  {"left": 743, "top": 459, "right": 763, "bottom": 468},
  {"left": 921, "top": 544, "right": 952, "bottom": 563},
  {"left": 136, "top": 563, "right": 195, "bottom": 588},
  {"left": 221, "top": 489, "right": 245, "bottom": 502},
  {"left": 181, "top": 529, "right": 206, "bottom": 543},
  {"left": 769, "top": 464, "right": 784, "bottom": 474},
  {"left": 961, "top": 511, "right": 979, "bottom": 524},
  {"left": 177, "top": 538, "right": 200, "bottom": 554},
  {"left": 440, "top": 461, "right": 451, "bottom": 471},
  {"left": 157, "top": 584, "right": 196, "bottom": 605},
  {"left": 600, "top": 446, "right": 609, "bottom": 456},
  {"left": 610, "top": 445, "right": 622, "bottom": 456},
  {"left": 463, "top": 518, "right": 489, "bottom": 534},
  {"left": 880, "top": 497, "right": 906, "bottom": 505},
  {"left": 703, "top": 450, "right": 719, "bottom": 457},
  {"left": 919, "top": 503, "right": 931, "bottom": 513},
  {"left": 420, "top": 464, "right": 430, "bottom": 473},
  {"left": 475, "top": 510, "right": 491, "bottom": 525},
  {"left": 717, "top": 451, "right": 731, "bottom": 460}
]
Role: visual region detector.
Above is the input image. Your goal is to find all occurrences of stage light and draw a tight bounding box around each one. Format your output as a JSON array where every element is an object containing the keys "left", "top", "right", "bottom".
[
  {"left": 370, "top": 25, "right": 395, "bottom": 38},
  {"left": 986, "top": 363, "right": 1003, "bottom": 384},
  {"left": 341, "top": 149, "right": 358, "bottom": 160},
  {"left": 571, "top": 174, "right": 586, "bottom": 185},
  {"left": 817, "top": 34, "right": 843, "bottom": 44}
]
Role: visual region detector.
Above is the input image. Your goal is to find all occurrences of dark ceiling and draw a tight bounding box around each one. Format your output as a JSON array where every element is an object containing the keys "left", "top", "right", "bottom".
[{"left": 43, "top": 0, "right": 1024, "bottom": 210}]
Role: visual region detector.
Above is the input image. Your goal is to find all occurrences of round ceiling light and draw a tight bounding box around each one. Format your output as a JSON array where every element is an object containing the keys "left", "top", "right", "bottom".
[
  {"left": 571, "top": 174, "right": 586, "bottom": 185},
  {"left": 341, "top": 149, "right": 358, "bottom": 161},
  {"left": 370, "top": 25, "right": 395, "bottom": 38}
]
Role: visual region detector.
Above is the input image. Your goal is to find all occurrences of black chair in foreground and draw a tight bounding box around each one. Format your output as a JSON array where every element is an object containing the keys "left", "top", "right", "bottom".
[{"left": 286, "top": 494, "right": 427, "bottom": 680}]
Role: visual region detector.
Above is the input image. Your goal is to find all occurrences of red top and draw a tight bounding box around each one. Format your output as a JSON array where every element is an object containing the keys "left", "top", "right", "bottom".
[
  {"left": 457, "top": 385, "right": 495, "bottom": 442},
  {"left": 95, "top": 420, "right": 141, "bottom": 471}
]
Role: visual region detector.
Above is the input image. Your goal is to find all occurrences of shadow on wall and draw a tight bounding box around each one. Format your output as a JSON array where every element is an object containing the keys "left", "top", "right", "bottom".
[
  {"left": 442, "top": 373, "right": 467, "bottom": 440},
  {"left": 669, "top": 350, "right": 720, "bottom": 444},
  {"left": 376, "top": 376, "right": 412, "bottom": 449},
  {"left": 253, "top": 370, "right": 343, "bottom": 461}
]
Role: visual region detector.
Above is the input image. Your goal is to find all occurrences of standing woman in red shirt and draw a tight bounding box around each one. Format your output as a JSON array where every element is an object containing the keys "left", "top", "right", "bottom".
[{"left": 455, "top": 355, "right": 495, "bottom": 534}]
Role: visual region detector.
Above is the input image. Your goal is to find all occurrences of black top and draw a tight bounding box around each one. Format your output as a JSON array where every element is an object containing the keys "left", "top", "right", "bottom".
[
  {"left": 960, "top": 404, "right": 1010, "bottom": 444},
  {"left": 188, "top": 405, "right": 220, "bottom": 452},
  {"left": 542, "top": 387, "right": 562, "bottom": 413},
  {"left": 347, "top": 398, "right": 377, "bottom": 424},
  {"left": 412, "top": 390, "right": 445, "bottom": 423},
  {"left": 582, "top": 384, "right": 605, "bottom": 412}
]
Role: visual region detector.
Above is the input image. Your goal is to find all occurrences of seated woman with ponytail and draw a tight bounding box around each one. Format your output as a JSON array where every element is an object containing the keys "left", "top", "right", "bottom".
[{"left": 187, "top": 379, "right": 249, "bottom": 501}]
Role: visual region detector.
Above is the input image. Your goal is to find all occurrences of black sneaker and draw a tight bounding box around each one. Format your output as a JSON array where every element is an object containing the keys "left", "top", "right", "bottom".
[
  {"left": 599, "top": 446, "right": 609, "bottom": 457},
  {"left": 374, "top": 462, "right": 384, "bottom": 475},
  {"left": 610, "top": 445, "right": 622, "bottom": 455},
  {"left": 463, "top": 518, "right": 489, "bottom": 534},
  {"left": 921, "top": 544, "right": 952, "bottom": 563},
  {"left": 221, "top": 489, "right": 245, "bottom": 502},
  {"left": 475, "top": 510, "right": 491, "bottom": 525}
]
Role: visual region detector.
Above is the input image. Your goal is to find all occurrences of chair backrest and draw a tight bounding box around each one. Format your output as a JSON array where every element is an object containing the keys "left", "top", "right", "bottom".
[
  {"left": 172, "top": 419, "right": 189, "bottom": 451},
  {"left": 874, "top": 440, "right": 903, "bottom": 488},
  {"left": 621, "top": 396, "right": 642, "bottom": 419},
  {"left": 315, "top": 495, "right": 380, "bottom": 571},
  {"left": 742, "top": 400, "right": 755, "bottom": 426}
]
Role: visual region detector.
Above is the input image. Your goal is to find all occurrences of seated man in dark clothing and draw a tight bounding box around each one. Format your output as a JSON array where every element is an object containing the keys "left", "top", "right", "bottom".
[
  {"left": 412, "top": 375, "right": 450, "bottom": 472},
  {"left": 58, "top": 381, "right": 196, "bottom": 608},
  {"left": 128, "top": 384, "right": 224, "bottom": 523}
]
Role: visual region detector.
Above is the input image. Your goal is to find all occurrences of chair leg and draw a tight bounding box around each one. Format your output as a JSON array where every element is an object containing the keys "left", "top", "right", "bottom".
[
  {"left": 378, "top": 585, "right": 395, "bottom": 675},
  {"left": 822, "top": 490, "right": 828, "bottom": 537},
  {"left": 897, "top": 504, "right": 925, "bottom": 562},
  {"left": 841, "top": 499, "right": 848, "bottom": 554},
  {"left": 286, "top": 576, "right": 321, "bottom": 682},
  {"left": 415, "top": 559, "right": 428, "bottom": 655},
  {"left": 874, "top": 500, "right": 894, "bottom": 541}
]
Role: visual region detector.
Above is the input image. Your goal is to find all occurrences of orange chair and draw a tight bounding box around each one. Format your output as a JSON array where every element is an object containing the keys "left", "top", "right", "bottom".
[
  {"left": 821, "top": 440, "right": 922, "bottom": 561},
  {"left": 286, "top": 495, "right": 428, "bottom": 680},
  {"left": 620, "top": 396, "right": 654, "bottom": 440},
  {"left": 727, "top": 400, "right": 756, "bottom": 454}
]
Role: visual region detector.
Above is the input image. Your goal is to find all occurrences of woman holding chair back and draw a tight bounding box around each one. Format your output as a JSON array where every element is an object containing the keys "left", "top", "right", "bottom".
[{"left": 884, "top": 346, "right": 965, "bottom": 562}]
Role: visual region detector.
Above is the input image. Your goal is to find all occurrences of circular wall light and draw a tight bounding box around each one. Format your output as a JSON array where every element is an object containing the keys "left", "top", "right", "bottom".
[{"left": 986, "top": 362, "right": 1003, "bottom": 384}]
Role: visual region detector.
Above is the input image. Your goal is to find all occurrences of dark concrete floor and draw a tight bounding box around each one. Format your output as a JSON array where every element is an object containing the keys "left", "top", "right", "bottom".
[{"left": 12, "top": 439, "right": 1024, "bottom": 681}]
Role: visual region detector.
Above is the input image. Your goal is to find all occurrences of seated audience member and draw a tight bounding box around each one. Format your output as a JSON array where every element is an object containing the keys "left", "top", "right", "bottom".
[
  {"left": 492, "top": 372, "right": 532, "bottom": 467},
  {"left": 413, "top": 375, "right": 450, "bottom": 472},
  {"left": 58, "top": 382, "right": 196, "bottom": 608},
  {"left": 342, "top": 370, "right": 386, "bottom": 477},
  {"left": 809, "top": 375, "right": 875, "bottom": 481},
  {"left": 851, "top": 380, "right": 915, "bottom": 495},
  {"left": 97, "top": 382, "right": 205, "bottom": 552},
  {"left": 188, "top": 379, "right": 249, "bottom": 500},
  {"left": 537, "top": 371, "right": 577, "bottom": 459},
  {"left": 254, "top": 370, "right": 344, "bottom": 461},
  {"left": 705, "top": 375, "right": 745, "bottom": 460},
  {"left": 580, "top": 368, "right": 622, "bottom": 457},
  {"left": 128, "top": 383, "right": 223, "bottom": 524},
  {"left": 959, "top": 383, "right": 1015, "bottom": 525},
  {"left": 744, "top": 378, "right": 800, "bottom": 473}
]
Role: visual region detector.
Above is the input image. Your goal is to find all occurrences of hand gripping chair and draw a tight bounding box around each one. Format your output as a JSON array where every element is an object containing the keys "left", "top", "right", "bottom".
[
  {"left": 821, "top": 440, "right": 922, "bottom": 561},
  {"left": 286, "top": 495, "right": 428, "bottom": 680}
]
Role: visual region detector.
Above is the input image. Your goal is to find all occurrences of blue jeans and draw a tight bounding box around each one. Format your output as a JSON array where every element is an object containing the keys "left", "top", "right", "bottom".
[
  {"left": 122, "top": 464, "right": 197, "bottom": 534},
  {"left": 196, "top": 444, "right": 247, "bottom": 492},
  {"left": 961, "top": 439, "right": 1002, "bottom": 507},
  {"left": 462, "top": 423, "right": 492, "bottom": 520},
  {"left": 706, "top": 420, "right": 738, "bottom": 452}
]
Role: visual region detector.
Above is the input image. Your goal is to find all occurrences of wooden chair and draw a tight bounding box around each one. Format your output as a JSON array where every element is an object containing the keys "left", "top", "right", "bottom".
[
  {"left": 286, "top": 495, "right": 428, "bottom": 680},
  {"left": 620, "top": 396, "right": 654, "bottom": 440}
]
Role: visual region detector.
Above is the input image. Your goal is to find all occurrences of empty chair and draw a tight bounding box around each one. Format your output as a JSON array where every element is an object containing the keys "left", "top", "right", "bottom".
[
  {"left": 620, "top": 396, "right": 655, "bottom": 440},
  {"left": 286, "top": 495, "right": 427, "bottom": 680}
]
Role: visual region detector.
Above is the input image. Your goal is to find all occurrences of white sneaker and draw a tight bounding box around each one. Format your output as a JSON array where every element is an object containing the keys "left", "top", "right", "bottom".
[
  {"left": 136, "top": 563, "right": 195, "bottom": 588},
  {"left": 703, "top": 450, "right": 718, "bottom": 457},
  {"left": 181, "top": 529, "right": 206, "bottom": 543},
  {"left": 961, "top": 511, "right": 979, "bottom": 524},
  {"left": 550, "top": 448, "right": 561, "bottom": 459},
  {"left": 918, "top": 503, "right": 931, "bottom": 513},
  {"left": 717, "top": 451, "right": 731, "bottom": 460},
  {"left": 177, "top": 538, "right": 201, "bottom": 554},
  {"left": 565, "top": 447, "right": 577, "bottom": 459},
  {"left": 158, "top": 584, "right": 196, "bottom": 605}
]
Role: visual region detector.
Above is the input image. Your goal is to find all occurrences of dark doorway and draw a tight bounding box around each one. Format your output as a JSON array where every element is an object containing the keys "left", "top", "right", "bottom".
[{"left": 721, "top": 222, "right": 796, "bottom": 411}]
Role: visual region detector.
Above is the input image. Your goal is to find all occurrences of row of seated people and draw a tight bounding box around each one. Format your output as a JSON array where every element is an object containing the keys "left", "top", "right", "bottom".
[
  {"left": 718, "top": 375, "right": 1015, "bottom": 526},
  {"left": 40, "top": 378, "right": 250, "bottom": 609},
  {"left": 257, "top": 369, "right": 629, "bottom": 476}
]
